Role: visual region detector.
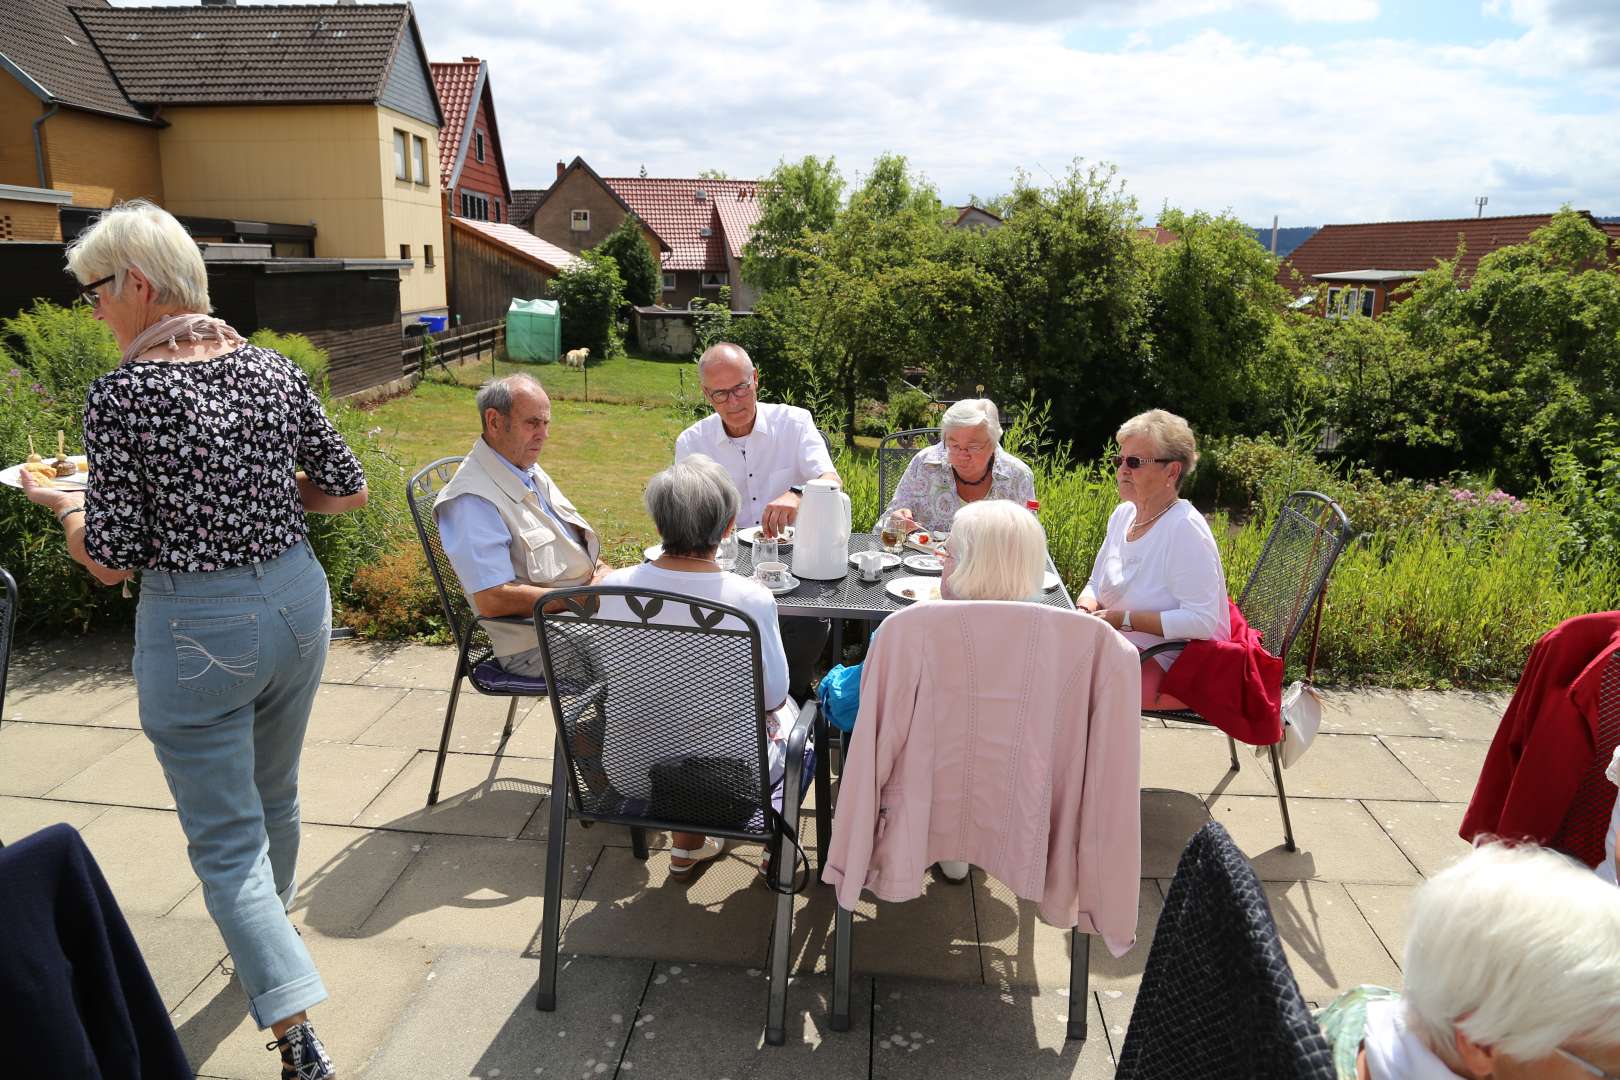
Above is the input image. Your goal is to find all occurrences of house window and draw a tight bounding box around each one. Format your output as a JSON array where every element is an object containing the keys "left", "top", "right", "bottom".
[
  {"left": 461, "top": 192, "right": 490, "bottom": 220},
  {"left": 493, "top": 199, "right": 501, "bottom": 223},
  {"left": 570, "top": 209, "right": 590, "bottom": 232},
  {"left": 1360, "top": 288, "right": 1375, "bottom": 316},
  {"left": 393, "top": 130, "right": 408, "bottom": 180},
  {"left": 424, "top": 244, "right": 434, "bottom": 268},
  {"left": 400, "top": 244, "right": 412, "bottom": 261},
  {"left": 1326, "top": 286, "right": 1344, "bottom": 318},
  {"left": 661, "top": 272, "right": 676, "bottom": 292},
  {"left": 475, "top": 130, "right": 485, "bottom": 163},
  {"left": 701, "top": 271, "right": 728, "bottom": 288},
  {"left": 412, "top": 136, "right": 427, "bottom": 187}
]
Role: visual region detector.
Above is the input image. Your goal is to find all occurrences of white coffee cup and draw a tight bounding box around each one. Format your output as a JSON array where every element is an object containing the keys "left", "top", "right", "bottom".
[
  {"left": 853, "top": 550, "right": 884, "bottom": 582},
  {"left": 757, "top": 560, "right": 791, "bottom": 589}
]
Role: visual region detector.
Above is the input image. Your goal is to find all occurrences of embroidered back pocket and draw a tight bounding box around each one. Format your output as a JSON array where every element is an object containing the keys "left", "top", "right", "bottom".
[{"left": 171, "top": 613, "right": 259, "bottom": 697}]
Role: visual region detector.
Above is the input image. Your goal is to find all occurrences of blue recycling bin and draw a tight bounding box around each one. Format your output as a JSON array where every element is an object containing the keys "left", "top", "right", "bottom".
[{"left": 417, "top": 314, "right": 449, "bottom": 333}]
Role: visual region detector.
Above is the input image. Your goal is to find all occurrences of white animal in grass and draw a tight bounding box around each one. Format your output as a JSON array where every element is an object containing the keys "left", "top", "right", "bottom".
[{"left": 562, "top": 347, "right": 590, "bottom": 368}]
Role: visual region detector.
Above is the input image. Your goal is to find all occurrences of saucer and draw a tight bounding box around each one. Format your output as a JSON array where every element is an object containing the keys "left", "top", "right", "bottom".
[
  {"left": 760, "top": 573, "right": 801, "bottom": 595},
  {"left": 902, "top": 554, "right": 943, "bottom": 575},
  {"left": 886, "top": 576, "right": 942, "bottom": 603},
  {"left": 850, "top": 551, "right": 901, "bottom": 571}
]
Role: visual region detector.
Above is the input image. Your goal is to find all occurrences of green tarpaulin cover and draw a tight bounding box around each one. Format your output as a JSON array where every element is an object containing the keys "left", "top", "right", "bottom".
[{"left": 506, "top": 298, "right": 561, "bottom": 363}]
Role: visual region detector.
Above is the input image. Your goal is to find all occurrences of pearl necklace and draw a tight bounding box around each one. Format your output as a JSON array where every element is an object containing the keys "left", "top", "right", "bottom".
[{"left": 1127, "top": 497, "right": 1177, "bottom": 539}]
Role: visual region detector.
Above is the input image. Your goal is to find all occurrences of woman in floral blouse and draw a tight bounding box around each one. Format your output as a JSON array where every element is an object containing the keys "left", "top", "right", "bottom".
[
  {"left": 20, "top": 201, "right": 366, "bottom": 1080},
  {"left": 881, "top": 398, "right": 1036, "bottom": 535}
]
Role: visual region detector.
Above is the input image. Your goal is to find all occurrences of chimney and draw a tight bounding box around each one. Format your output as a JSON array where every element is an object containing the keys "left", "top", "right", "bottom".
[
  {"left": 556, "top": 161, "right": 566, "bottom": 180},
  {"left": 462, "top": 56, "right": 480, "bottom": 64}
]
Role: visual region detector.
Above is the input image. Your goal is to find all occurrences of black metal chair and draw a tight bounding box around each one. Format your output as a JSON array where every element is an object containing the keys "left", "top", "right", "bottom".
[
  {"left": 406, "top": 457, "right": 548, "bottom": 806},
  {"left": 1141, "top": 491, "right": 1353, "bottom": 852},
  {"left": 0, "top": 566, "right": 16, "bottom": 727},
  {"left": 531, "top": 585, "right": 830, "bottom": 1046},
  {"left": 875, "top": 426, "right": 940, "bottom": 514}
]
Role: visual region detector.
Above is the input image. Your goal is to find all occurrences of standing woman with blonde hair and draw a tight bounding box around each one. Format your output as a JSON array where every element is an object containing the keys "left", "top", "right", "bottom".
[{"left": 19, "top": 200, "right": 366, "bottom": 1079}]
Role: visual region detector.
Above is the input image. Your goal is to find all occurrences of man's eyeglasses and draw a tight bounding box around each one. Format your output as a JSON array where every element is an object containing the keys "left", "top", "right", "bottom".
[
  {"left": 1113, "top": 454, "right": 1176, "bottom": 471},
  {"left": 79, "top": 274, "right": 116, "bottom": 308},
  {"left": 1557, "top": 1048, "right": 1620, "bottom": 1080},
  {"left": 704, "top": 378, "right": 756, "bottom": 404}
]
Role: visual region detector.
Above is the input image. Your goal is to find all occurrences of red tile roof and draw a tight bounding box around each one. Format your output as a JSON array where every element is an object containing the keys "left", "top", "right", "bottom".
[
  {"left": 602, "top": 177, "right": 765, "bottom": 272},
  {"left": 509, "top": 187, "right": 547, "bottom": 228},
  {"left": 1137, "top": 226, "right": 1178, "bottom": 246},
  {"left": 430, "top": 59, "right": 480, "bottom": 190},
  {"left": 452, "top": 217, "right": 581, "bottom": 273},
  {"left": 1279, "top": 213, "right": 1612, "bottom": 293}
]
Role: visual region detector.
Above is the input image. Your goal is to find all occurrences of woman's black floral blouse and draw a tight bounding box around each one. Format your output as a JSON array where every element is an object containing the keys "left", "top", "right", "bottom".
[{"left": 81, "top": 344, "right": 366, "bottom": 572}]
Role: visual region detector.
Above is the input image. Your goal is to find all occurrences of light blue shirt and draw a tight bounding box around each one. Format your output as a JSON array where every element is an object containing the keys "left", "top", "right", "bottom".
[{"left": 437, "top": 453, "right": 583, "bottom": 595}]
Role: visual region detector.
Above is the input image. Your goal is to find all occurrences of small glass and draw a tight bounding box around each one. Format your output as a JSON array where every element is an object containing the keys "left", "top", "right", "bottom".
[
  {"left": 716, "top": 531, "right": 738, "bottom": 572},
  {"left": 754, "top": 536, "right": 780, "bottom": 569},
  {"left": 878, "top": 510, "right": 906, "bottom": 554}
]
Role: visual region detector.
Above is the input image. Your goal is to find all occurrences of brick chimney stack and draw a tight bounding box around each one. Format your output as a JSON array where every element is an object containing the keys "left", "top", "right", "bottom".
[{"left": 556, "top": 161, "right": 566, "bottom": 180}]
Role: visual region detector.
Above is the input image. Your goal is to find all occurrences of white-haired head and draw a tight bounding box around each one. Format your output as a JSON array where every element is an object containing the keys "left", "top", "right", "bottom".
[
  {"left": 1403, "top": 842, "right": 1620, "bottom": 1066},
  {"left": 940, "top": 398, "right": 1002, "bottom": 444},
  {"left": 65, "top": 199, "right": 211, "bottom": 313},
  {"left": 942, "top": 500, "right": 1046, "bottom": 601}
]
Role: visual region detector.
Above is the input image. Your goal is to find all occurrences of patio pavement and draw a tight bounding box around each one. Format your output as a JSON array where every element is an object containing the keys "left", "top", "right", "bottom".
[{"left": 0, "top": 633, "right": 1506, "bottom": 1079}]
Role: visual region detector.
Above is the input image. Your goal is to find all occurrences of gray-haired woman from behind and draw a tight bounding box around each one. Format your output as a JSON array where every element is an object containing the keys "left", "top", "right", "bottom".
[
  {"left": 594, "top": 454, "right": 797, "bottom": 874},
  {"left": 18, "top": 199, "right": 366, "bottom": 1078}
]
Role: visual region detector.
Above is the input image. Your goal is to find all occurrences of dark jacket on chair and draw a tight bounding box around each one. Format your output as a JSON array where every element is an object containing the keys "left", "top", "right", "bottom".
[{"left": 1115, "top": 821, "right": 1334, "bottom": 1080}]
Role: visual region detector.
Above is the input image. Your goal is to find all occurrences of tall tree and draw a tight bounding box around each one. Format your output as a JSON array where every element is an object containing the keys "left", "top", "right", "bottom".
[
  {"left": 592, "top": 214, "right": 660, "bottom": 308},
  {"left": 742, "top": 155, "right": 845, "bottom": 295}
]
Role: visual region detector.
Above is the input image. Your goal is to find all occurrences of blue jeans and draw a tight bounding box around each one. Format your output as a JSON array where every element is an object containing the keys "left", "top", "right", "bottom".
[{"left": 133, "top": 541, "right": 330, "bottom": 1029}]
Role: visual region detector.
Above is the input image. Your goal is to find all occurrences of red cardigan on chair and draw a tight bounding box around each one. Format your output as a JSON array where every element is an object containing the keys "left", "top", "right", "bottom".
[
  {"left": 1160, "top": 599, "right": 1286, "bottom": 746},
  {"left": 1460, "top": 611, "right": 1620, "bottom": 864}
]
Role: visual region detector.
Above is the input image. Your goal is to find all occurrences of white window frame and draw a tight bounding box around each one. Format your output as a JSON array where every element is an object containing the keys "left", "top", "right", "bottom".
[
  {"left": 411, "top": 135, "right": 427, "bottom": 187},
  {"left": 393, "top": 130, "right": 409, "bottom": 180},
  {"left": 661, "top": 272, "right": 676, "bottom": 292},
  {"left": 570, "top": 209, "right": 590, "bottom": 232},
  {"left": 1360, "top": 287, "right": 1376, "bottom": 317},
  {"left": 701, "top": 271, "right": 728, "bottom": 289}
]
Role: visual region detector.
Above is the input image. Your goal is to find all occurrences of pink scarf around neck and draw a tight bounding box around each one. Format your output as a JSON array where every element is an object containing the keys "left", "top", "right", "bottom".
[{"left": 121, "top": 313, "right": 245, "bottom": 366}]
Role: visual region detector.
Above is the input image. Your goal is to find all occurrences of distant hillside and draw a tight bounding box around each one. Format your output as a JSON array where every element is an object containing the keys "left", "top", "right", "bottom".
[
  {"left": 1603, "top": 216, "right": 1620, "bottom": 224},
  {"left": 1250, "top": 226, "right": 1318, "bottom": 258}
]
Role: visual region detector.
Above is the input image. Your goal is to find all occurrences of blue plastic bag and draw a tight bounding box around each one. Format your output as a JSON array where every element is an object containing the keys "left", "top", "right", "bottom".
[{"left": 817, "top": 662, "right": 863, "bottom": 733}]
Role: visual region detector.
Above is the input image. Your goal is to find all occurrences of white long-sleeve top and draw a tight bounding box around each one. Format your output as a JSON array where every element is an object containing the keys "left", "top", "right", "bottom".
[{"left": 1080, "top": 499, "right": 1231, "bottom": 668}]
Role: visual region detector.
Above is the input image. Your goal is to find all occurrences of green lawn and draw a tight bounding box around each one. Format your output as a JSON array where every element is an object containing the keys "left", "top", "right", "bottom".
[
  {"left": 359, "top": 378, "right": 679, "bottom": 562},
  {"left": 440, "top": 348, "right": 697, "bottom": 406}
]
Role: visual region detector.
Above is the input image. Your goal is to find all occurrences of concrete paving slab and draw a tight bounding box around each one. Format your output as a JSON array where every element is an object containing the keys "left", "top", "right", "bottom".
[
  {"left": 1205, "top": 795, "right": 1421, "bottom": 884},
  {"left": 48, "top": 731, "right": 174, "bottom": 808},
  {"left": 1269, "top": 734, "right": 1436, "bottom": 802},
  {"left": 0, "top": 793, "right": 108, "bottom": 839},
  {"left": 91, "top": 695, "right": 145, "bottom": 729},
  {"left": 500, "top": 705, "right": 564, "bottom": 761},
  {"left": 318, "top": 640, "right": 396, "bottom": 684},
  {"left": 1404, "top": 691, "right": 1504, "bottom": 741},
  {"left": 787, "top": 871, "right": 983, "bottom": 983},
  {"left": 78, "top": 806, "right": 199, "bottom": 916},
  {"left": 353, "top": 686, "right": 537, "bottom": 754},
  {"left": 123, "top": 913, "right": 226, "bottom": 1010},
  {"left": 8, "top": 631, "right": 135, "bottom": 685},
  {"left": 1380, "top": 736, "right": 1488, "bottom": 803},
  {"left": 363, "top": 947, "right": 651, "bottom": 1080},
  {"left": 303, "top": 683, "right": 409, "bottom": 745},
  {"left": 1317, "top": 691, "right": 1434, "bottom": 738},
  {"left": 976, "top": 875, "right": 1160, "bottom": 992},
  {"left": 1344, "top": 883, "right": 1416, "bottom": 973},
  {"left": 355, "top": 643, "right": 460, "bottom": 690},
  {"left": 1139, "top": 789, "right": 1211, "bottom": 878},
  {"left": 0, "top": 722, "right": 140, "bottom": 797},
  {"left": 169, "top": 931, "right": 437, "bottom": 1080},
  {"left": 1139, "top": 727, "right": 1275, "bottom": 797},
  {"left": 1264, "top": 879, "right": 1401, "bottom": 1001},
  {"left": 624, "top": 962, "right": 873, "bottom": 1077},
  {"left": 3, "top": 680, "right": 139, "bottom": 731},
  {"left": 871, "top": 976, "right": 1112, "bottom": 1078},
  {"left": 296, "top": 742, "right": 416, "bottom": 826},
  {"left": 351, "top": 750, "right": 551, "bottom": 838},
  {"left": 168, "top": 822, "right": 422, "bottom": 936},
  {"left": 1362, "top": 800, "right": 1470, "bottom": 878},
  {"left": 361, "top": 833, "right": 595, "bottom": 951},
  {"left": 1095, "top": 988, "right": 1134, "bottom": 1062}
]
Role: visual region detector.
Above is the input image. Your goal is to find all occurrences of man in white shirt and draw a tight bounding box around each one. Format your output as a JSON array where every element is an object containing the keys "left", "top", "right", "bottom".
[
  {"left": 674, "top": 343, "right": 839, "bottom": 537},
  {"left": 675, "top": 342, "right": 838, "bottom": 699},
  {"left": 435, "top": 374, "right": 610, "bottom": 677}
]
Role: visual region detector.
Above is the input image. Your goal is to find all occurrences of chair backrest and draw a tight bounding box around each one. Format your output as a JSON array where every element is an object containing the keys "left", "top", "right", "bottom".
[
  {"left": 1551, "top": 650, "right": 1620, "bottom": 866},
  {"left": 1234, "top": 491, "right": 1353, "bottom": 666},
  {"left": 405, "top": 457, "right": 475, "bottom": 651},
  {"left": 535, "top": 585, "right": 777, "bottom": 838},
  {"left": 876, "top": 426, "right": 940, "bottom": 513},
  {"left": 1116, "top": 821, "right": 1335, "bottom": 1080},
  {"left": 0, "top": 567, "right": 16, "bottom": 723}
]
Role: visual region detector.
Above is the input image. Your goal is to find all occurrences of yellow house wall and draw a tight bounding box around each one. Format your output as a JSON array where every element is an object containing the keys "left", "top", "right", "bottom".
[
  {"left": 0, "top": 76, "right": 162, "bottom": 206},
  {"left": 0, "top": 197, "right": 63, "bottom": 241},
  {"left": 158, "top": 104, "right": 445, "bottom": 314}
]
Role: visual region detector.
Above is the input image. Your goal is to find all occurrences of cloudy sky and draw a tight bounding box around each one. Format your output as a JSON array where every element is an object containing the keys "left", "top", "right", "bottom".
[{"left": 136, "top": 0, "right": 1620, "bottom": 226}]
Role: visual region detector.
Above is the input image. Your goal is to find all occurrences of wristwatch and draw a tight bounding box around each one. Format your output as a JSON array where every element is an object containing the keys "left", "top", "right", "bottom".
[
  {"left": 1120, "top": 610, "right": 1134, "bottom": 632},
  {"left": 788, "top": 485, "right": 804, "bottom": 495}
]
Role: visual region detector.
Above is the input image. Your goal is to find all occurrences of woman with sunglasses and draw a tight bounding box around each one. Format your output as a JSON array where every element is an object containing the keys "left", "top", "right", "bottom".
[
  {"left": 18, "top": 200, "right": 365, "bottom": 1080},
  {"left": 1077, "top": 408, "right": 1229, "bottom": 709},
  {"left": 882, "top": 397, "right": 1035, "bottom": 535}
]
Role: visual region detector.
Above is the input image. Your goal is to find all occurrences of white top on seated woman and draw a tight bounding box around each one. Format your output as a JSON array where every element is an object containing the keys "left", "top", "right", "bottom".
[
  {"left": 882, "top": 398, "right": 1037, "bottom": 536},
  {"left": 1077, "top": 409, "right": 1230, "bottom": 710}
]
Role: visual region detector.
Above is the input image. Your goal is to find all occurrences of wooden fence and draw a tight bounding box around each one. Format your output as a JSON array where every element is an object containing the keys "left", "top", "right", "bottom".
[{"left": 401, "top": 318, "right": 506, "bottom": 378}]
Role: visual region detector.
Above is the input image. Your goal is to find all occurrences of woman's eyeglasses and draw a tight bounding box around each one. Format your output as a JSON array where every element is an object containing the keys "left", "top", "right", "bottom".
[
  {"left": 1557, "top": 1047, "right": 1620, "bottom": 1080},
  {"left": 79, "top": 274, "right": 116, "bottom": 308},
  {"left": 1113, "top": 454, "right": 1176, "bottom": 470}
]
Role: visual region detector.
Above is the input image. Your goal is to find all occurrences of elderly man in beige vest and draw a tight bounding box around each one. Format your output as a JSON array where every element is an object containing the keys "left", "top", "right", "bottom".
[{"left": 435, "top": 373, "right": 610, "bottom": 675}]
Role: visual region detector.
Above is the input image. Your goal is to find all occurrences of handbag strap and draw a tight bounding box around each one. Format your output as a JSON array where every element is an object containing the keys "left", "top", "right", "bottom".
[{"left": 764, "top": 807, "right": 811, "bottom": 896}]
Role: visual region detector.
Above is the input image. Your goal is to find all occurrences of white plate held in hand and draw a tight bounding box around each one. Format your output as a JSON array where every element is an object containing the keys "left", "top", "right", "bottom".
[{"left": 738, "top": 525, "right": 793, "bottom": 545}]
